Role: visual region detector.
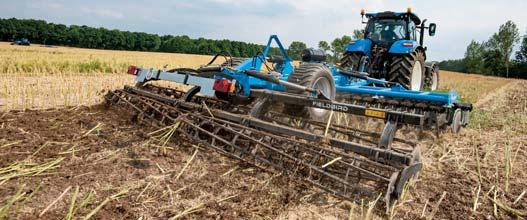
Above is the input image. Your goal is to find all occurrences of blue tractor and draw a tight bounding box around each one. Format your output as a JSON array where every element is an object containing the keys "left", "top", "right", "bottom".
[
  {"left": 341, "top": 9, "right": 439, "bottom": 91},
  {"left": 11, "top": 38, "right": 31, "bottom": 46}
]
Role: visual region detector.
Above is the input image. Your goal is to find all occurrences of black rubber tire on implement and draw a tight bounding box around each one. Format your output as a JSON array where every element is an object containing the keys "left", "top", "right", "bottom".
[
  {"left": 388, "top": 50, "right": 426, "bottom": 91},
  {"left": 283, "top": 63, "right": 336, "bottom": 121},
  {"left": 340, "top": 52, "right": 362, "bottom": 71}
]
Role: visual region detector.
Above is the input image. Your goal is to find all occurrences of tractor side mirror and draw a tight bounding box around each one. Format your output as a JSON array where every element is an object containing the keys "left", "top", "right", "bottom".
[{"left": 429, "top": 23, "right": 437, "bottom": 36}]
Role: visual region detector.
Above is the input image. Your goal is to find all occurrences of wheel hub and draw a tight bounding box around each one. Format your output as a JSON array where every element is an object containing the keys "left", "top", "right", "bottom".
[
  {"left": 310, "top": 77, "right": 333, "bottom": 118},
  {"left": 411, "top": 61, "right": 423, "bottom": 91}
]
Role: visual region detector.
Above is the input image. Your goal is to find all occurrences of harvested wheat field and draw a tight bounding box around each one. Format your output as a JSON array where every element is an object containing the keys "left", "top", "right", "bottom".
[{"left": 0, "top": 43, "right": 526, "bottom": 219}]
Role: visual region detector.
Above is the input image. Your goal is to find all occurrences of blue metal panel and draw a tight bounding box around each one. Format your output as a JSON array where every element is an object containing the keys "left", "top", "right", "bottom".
[
  {"left": 336, "top": 85, "right": 458, "bottom": 106},
  {"left": 345, "top": 39, "right": 372, "bottom": 56},
  {"left": 329, "top": 65, "right": 458, "bottom": 106},
  {"left": 388, "top": 40, "right": 418, "bottom": 54}
]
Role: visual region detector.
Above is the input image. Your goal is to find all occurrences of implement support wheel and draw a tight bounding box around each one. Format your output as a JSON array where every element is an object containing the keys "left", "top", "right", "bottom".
[
  {"left": 284, "top": 63, "right": 336, "bottom": 122},
  {"left": 452, "top": 109, "right": 463, "bottom": 134}
]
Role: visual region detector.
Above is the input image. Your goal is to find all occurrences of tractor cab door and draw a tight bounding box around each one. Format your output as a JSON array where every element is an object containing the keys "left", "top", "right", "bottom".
[{"left": 408, "top": 21, "right": 418, "bottom": 42}]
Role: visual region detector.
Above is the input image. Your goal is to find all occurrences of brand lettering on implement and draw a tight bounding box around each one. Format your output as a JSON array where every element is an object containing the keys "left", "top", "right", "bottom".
[{"left": 312, "top": 101, "right": 349, "bottom": 112}]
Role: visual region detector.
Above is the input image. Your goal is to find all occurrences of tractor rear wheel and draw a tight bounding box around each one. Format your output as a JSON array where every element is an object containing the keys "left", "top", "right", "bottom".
[
  {"left": 389, "top": 51, "right": 425, "bottom": 91},
  {"left": 425, "top": 63, "right": 440, "bottom": 91},
  {"left": 283, "top": 63, "right": 336, "bottom": 121},
  {"left": 340, "top": 52, "right": 362, "bottom": 71}
]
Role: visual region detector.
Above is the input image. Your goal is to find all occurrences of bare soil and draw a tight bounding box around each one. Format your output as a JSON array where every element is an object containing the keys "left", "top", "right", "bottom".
[
  {"left": 0, "top": 105, "right": 317, "bottom": 219},
  {"left": 0, "top": 81, "right": 526, "bottom": 219}
]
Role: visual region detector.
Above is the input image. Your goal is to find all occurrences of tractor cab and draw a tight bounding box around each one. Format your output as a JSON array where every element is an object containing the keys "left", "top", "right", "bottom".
[{"left": 364, "top": 11, "right": 421, "bottom": 47}]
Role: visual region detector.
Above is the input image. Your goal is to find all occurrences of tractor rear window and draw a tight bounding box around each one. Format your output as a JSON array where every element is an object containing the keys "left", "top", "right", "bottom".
[{"left": 366, "top": 19, "right": 407, "bottom": 43}]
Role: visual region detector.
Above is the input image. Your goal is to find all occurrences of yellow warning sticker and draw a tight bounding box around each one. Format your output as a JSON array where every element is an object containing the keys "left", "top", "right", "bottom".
[{"left": 365, "top": 109, "right": 386, "bottom": 119}]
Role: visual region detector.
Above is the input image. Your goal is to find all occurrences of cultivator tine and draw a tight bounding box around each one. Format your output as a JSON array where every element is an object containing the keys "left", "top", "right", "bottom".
[{"left": 105, "top": 86, "right": 423, "bottom": 210}]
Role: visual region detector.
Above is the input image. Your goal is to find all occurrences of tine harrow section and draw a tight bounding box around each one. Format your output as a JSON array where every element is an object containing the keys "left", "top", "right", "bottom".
[{"left": 105, "top": 87, "right": 422, "bottom": 209}]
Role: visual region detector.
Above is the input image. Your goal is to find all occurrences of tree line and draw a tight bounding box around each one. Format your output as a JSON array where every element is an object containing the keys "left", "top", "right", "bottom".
[
  {"left": 0, "top": 18, "right": 281, "bottom": 57},
  {"left": 438, "top": 21, "right": 527, "bottom": 78}
]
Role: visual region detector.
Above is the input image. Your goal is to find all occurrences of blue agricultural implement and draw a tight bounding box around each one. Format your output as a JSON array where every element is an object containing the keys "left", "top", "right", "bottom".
[{"left": 105, "top": 21, "right": 472, "bottom": 210}]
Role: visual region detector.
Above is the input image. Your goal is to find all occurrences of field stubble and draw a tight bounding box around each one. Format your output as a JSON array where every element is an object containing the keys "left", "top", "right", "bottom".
[
  {"left": 0, "top": 42, "right": 525, "bottom": 219},
  {"left": 0, "top": 42, "right": 218, "bottom": 110}
]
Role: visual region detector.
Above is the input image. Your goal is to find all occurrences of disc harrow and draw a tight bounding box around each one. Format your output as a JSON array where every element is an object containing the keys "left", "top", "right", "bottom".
[
  {"left": 134, "top": 84, "right": 418, "bottom": 153},
  {"left": 98, "top": 33, "right": 474, "bottom": 214},
  {"left": 105, "top": 86, "right": 422, "bottom": 211}
]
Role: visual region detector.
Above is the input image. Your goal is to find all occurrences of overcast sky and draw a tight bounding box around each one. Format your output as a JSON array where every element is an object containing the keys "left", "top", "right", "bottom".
[{"left": 2, "top": 0, "right": 526, "bottom": 61}]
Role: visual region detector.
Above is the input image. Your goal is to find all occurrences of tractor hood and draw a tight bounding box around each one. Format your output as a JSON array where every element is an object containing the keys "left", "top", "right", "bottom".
[{"left": 345, "top": 39, "right": 372, "bottom": 56}]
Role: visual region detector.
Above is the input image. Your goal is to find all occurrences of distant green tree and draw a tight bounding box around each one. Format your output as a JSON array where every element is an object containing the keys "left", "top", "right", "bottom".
[
  {"left": 516, "top": 34, "right": 527, "bottom": 63},
  {"left": 464, "top": 40, "right": 484, "bottom": 73},
  {"left": 482, "top": 49, "right": 505, "bottom": 75},
  {"left": 437, "top": 59, "right": 467, "bottom": 73},
  {"left": 492, "top": 21, "right": 520, "bottom": 77},
  {"left": 352, "top": 29, "right": 364, "bottom": 40},
  {"left": 288, "top": 41, "right": 307, "bottom": 60},
  {"left": 318, "top": 41, "right": 330, "bottom": 53},
  {"left": 439, "top": 25, "right": 527, "bottom": 79},
  {"left": 331, "top": 35, "right": 352, "bottom": 60}
]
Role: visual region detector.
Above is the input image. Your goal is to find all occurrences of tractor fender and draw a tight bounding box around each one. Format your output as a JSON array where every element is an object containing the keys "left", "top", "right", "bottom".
[
  {"left": 345, "top": 39, "right": 372, "bottom": 56},
  {"left": 388, "top": 40, "right": 420, "bottom": 55}
]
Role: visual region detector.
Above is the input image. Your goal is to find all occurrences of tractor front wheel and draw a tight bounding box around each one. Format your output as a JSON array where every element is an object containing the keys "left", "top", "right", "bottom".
[
  {"left": 389, "top": 51, "right": 425, "bottom": 91},
  {"left": 284, "top": 63, "right": 336, "bottom": 122}
]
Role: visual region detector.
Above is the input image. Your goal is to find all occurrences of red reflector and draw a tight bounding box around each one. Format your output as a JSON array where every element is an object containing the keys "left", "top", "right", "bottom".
[
  {"left": 127, "top": 65, "right": 139, "bottom": 75},
  {"left": 402, "top": 43, "right": 413, "bottom": 47},
  {"left": 213, "top": 79, "right": 231, "bottom": 93}
]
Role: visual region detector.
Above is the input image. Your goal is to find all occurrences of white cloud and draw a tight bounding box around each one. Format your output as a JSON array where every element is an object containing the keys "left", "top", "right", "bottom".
[{"left": 80, "top": 7, "right": 124, "bottom": 20}]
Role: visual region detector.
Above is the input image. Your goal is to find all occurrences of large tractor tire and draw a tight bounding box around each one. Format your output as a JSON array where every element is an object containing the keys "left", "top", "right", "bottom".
[
  {"left": 388, "top": 50, "right": 426, "bottom": 91},
  {"left": 340, "top": 52, "right": 362, "bottom": 71},
  {"left": 283, "top": 63, "right": 336, "bottom": 121},
  {"left": 425, "top": 63, "right": 440, "bottom": 91}
]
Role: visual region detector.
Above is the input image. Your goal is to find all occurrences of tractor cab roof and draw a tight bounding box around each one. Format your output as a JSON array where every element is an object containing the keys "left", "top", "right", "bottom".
[{"left": 365, "top": 11, "right": 421, "bottom": 25}]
